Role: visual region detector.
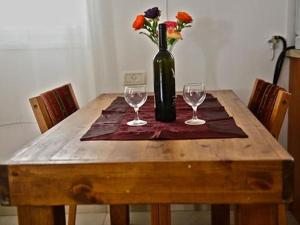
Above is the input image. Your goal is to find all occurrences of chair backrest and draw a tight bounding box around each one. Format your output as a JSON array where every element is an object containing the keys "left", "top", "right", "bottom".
[
  {"left": 29, "top": 84, "right": 79, "bottom": 133},
  {"left": 248, "top": 78, "right": 291, "bottom": 139}
]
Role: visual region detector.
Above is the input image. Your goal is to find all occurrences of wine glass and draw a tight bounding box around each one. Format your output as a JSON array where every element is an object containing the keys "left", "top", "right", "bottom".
[
  {"left": 183, "top": 83, "right": 206, "bottom": 125},
  {"left": 124, "top": 85, "right": 148, "bottom": 126}
]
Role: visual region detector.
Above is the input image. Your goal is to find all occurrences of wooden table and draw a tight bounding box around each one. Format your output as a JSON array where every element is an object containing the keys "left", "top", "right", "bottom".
[{"left": 0, "top": 90, "right": 293, "bottom": 225}]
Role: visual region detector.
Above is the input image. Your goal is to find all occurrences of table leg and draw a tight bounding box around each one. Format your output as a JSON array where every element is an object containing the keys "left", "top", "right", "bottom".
[
  {"left": 110, "top": 205, "right": 129, "bottom": 225},
  {"left": 278, "top": 204, "right": 287, "bottom": 225},
  {"left": 18, "top": 206, "right": 66, "bottom": 225},
  {"left": 68, "top": 205, "right": 77, "bottom": 225},
  {"left": 151, "top": 204, "right": 171, "bottom": 225},
  {"left": 235, "top": 204, "right": 285, "bottom": 225},
  {"left": 211, "top": 204, "right": 230, "bottom": 225}
]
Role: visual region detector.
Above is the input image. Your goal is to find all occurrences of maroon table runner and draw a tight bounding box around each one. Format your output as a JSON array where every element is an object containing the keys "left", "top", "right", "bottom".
[{"left": 81, "top": 94, "right": 248, "bottom": 141}]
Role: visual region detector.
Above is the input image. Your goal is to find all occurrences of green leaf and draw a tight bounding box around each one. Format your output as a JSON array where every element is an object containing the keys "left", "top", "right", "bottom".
[{"left": 144, "top": 19, "right": 151, "bottom": 27}]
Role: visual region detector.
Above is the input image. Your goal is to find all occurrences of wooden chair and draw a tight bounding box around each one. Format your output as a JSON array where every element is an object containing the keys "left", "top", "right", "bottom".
[
  {"left": 29, "top": 84, "right": 79, "bottom": 225},
  {"left": 30, "top": 84, "right": 130, "bottom": 225},
  {"left": 29, "top": 83, "right": 79, "bottom": 134},
  {"left": 248, "top": 78, "right": 291, "bottom": 139},
  {"left": 212, "top": 78, "right": 291, "bottom": 225}
]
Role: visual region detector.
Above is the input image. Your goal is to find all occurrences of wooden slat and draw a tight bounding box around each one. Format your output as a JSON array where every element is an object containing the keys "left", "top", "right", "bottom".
[
  {"left": 110, "top": 205, "right": 129, "bottom": 225},
  {"left": 248, "top": 78, "right": 260, "bottom": 108},
  {"left": 2, "top": 160, "right": 289, "bottom": 206},
  {"left": 235, "top": 204, "right": 279, "bottom": 225},
  {"left": 248, "top": 78, "right": 291, "bottom": 139},
  {"left": 235, "top": 204, "right": 287, "bottom": 225},
  {"left": 67, "top": 84, "right": 80, "bottom": 110},
  {"left": 278, "top": 204, "right": 287, "bottom": 225},
  {"left": 29, "top": 96, "right": 53, "bottom": 133},
  {"left": 269, "top": 90, "right": 291, "bottom": 139},
  {"left": 67, "top": 205, "right": 76, "bottom": 225},
  {"left": 18, "top": 206, "right": 66, "bottom": 225},
  {"left": 151, "top": 204, "right": 171, "bottom": 225},
  {"left": 288, "top": 58, "right": 300, "bottom": 223}
]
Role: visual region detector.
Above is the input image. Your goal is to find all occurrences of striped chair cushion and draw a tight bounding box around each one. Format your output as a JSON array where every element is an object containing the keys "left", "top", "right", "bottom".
[
  {"left": 248, "top": 79, "right": 283, "bottom": 129},
  {"left": 41, "top": 85, "right": 78, "bottom": 125}
]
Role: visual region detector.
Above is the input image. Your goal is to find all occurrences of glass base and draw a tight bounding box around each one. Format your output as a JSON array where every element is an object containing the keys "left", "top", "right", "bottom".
[
  {"left": 127, "top": 119, "right": 147, "bottom": 126},
  {"left": 185, "top": 118, "right": 206, "bottom": 125}
]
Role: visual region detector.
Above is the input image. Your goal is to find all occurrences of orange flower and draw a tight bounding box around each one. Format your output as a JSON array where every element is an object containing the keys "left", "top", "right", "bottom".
[
  {"left": 132, "top": 15, "right": 145, "bottom": 30},
  {"left": 176, "top": 12, "right": 193, "bottom": 23},
  {"left": 167, "top": 30, "right": 182, "bottom": 40}
]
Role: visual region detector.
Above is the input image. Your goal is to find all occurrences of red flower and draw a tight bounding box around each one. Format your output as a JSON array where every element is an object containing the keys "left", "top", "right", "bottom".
[
  {"left": 132, "top": 15, "right": 145, "bottom": 30},
  {"left": 176, "top": 12, "right": 193, "bottom": 23},
  {"left": 165, "top": 21, "right": 177, "bottom": 29}
]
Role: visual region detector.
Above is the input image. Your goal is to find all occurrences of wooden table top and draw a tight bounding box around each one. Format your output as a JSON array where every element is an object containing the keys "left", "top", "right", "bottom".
[
  {"left": 6, "top": 90, "right": 292, "bottom": 165},
  {"left": 0, "top": 90, "right": 294, "bottom": 206}
]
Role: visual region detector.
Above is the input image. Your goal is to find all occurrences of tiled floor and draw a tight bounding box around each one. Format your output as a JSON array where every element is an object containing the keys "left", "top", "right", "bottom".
[{"left": 0, "top": 210, "right": 298, "bottom": 225}]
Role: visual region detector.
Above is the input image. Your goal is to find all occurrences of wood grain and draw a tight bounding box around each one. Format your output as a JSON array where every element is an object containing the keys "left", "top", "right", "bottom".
[
  {"left": 29, "top": 83, "right": 79, "bottom": 134},
  {"left": 110, "top": 205, "right": 129, "bottom": 225},
  {"left": 1, "top": 160, "right": 289, "bottom": 206},
  {"left": 235, "top": 204, "right": 279, "bottom": 225},
  {"left": 248, "top": 78, "right": 291, "bottom": 139},
  {"left": 9, "top": 91, "right": 292, "bottom": 164},
  {"left": 67, "top": 84, "right": 80, "bottom": 110},
  {"left": 0, "top": 90, "right": 294, "bottom": 225},
  {"left": 17, "top": 206, "right": 65, "bottom": 225},
  {"left": 287, "top": 49, "right": 300, "bottom": 59},
  {"left": 67, "top": 205, "right": 76, "bottom": 225},
  {"left": 151, "top": 204, "right": 171, "bottom": 225},
  {"left": 278, "top": 204, "right": 288, "bottom": 225},
  {"left": 288, "top": 57, "right": 300, "bottom": 223},
  {"left": 269, "top": 90, "right": 291, "bottom": 139},
  {"left": 29, "top": 96, "right": 53, "bottom": 134}
]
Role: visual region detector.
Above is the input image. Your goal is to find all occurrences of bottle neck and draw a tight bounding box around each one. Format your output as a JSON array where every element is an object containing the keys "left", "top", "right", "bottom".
[{"left": 159, "top": 24, "right": 167, "bottom": 51}]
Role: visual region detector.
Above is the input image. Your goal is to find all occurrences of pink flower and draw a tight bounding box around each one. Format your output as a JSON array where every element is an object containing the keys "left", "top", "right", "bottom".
[{"left": 165, "top": 21, "right": 177, "bottom": 29}]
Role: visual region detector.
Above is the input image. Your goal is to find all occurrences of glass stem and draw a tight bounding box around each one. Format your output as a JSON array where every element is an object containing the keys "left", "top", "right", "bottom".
[
  {"left": 192, "top": 106, "right": 198, "bottom": 120},
  {"left": 134, "top": 107, "right": 140, "bottom": 121}
]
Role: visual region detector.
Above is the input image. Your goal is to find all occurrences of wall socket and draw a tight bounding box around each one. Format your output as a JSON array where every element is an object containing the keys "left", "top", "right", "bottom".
[{"left": 124, "top": 71, "right": 147, "bottom": 85}]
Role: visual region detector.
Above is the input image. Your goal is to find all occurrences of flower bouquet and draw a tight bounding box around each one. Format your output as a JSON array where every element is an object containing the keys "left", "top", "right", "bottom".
[{"left": 132, "top": 7, "right": 193, "bottom": 51}]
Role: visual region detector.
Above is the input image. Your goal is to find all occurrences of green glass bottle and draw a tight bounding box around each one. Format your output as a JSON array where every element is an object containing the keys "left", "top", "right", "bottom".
[{"left": 153, "top": 23, "right": 176, "bottom": 122}]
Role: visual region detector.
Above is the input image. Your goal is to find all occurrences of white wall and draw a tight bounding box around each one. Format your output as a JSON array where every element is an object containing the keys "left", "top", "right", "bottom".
[{"left": 0, "top": 0, "right": 97, "bottom": 161}]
